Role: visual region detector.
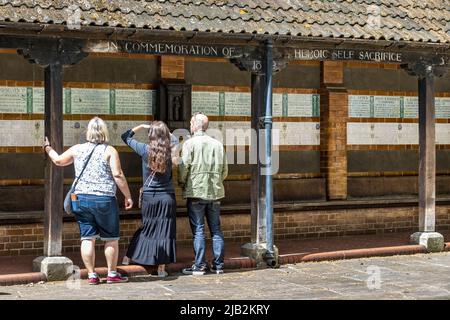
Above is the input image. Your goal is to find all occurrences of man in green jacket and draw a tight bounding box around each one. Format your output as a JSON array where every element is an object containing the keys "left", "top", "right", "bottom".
[{"left": 178, "top": 112, "right": 228, "bottom": 275}]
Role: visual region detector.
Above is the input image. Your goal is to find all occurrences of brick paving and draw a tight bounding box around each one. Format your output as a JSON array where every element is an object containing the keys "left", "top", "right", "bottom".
[{"left": 1, "top": 252, "right": 450, "bottom": 300}]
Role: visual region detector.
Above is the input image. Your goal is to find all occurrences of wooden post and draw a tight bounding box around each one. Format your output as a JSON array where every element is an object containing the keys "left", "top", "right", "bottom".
[
  {"left": 44, "top": 62, "right": 64, "bottom": 256},
  {"left": 418, "top": 72, "right": 436, "bottom": 232},
  {"left": 18, "top": 39, "right": 87, "bottom": 278},
  {"left": 402, "top": 59, "right": 447, "bottom": 252}
]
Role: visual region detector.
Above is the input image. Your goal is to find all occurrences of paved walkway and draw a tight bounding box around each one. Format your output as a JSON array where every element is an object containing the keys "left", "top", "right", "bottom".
[
  {"left": 2, "top": 231, "right": 449, "bottom": 275},
  {"left": 1, "top": 252, "right": 450, "bottom": 300},
  {"left": 1, "top": 231, "right": 449, "bottom": 286}
]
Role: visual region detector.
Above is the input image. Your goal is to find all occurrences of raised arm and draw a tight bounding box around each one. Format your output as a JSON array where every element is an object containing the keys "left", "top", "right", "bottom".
[
  {"left": 43, "top": 136, "right": 76, "bottom": 166},
  {"left": 108, "top": 146, "right": 133, "bottom": 210},
  {"left": 121, "top": 125, "right": 150, "bottom": 157}
]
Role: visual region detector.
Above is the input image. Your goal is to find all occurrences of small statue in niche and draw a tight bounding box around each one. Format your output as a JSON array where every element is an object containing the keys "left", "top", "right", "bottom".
[{"left": 172, "top": 95, "right": 183, "bottom": 121}]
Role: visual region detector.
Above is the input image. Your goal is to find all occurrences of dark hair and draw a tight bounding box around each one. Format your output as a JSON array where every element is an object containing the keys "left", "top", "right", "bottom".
[{"left": 148, "top": 121, "right": 171, "bottom": 173}]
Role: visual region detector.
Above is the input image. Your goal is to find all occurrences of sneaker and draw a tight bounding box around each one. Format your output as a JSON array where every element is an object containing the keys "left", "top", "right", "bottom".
[
  {"left": 88, "top": 277, "right": 100, "bottom": 285},
  {"left": 182, "top": 265, "right": 207, "bottom": 276},
  {"left": 210, "top": 266, "right": 224, "bottom": 274},
  {"left": 106, "top": 273, "right": 129, "bottom": 284}
]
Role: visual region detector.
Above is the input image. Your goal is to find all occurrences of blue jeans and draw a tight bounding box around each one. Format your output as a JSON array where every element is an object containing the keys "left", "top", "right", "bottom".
[
  {"left": 187, "top": 198, "right": 224, "bottom": 270},
  {"left": 72, "top": 194, "right": 120, "bottom": 241}
]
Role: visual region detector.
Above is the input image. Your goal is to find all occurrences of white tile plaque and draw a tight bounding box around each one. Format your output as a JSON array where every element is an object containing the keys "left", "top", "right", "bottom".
[
  {"left": 272, "top": 93, "right": 283, "bottom": 117},
  {"left": 71, "top": 88, "right": 110, "bottom": 114},
  {"left": 403, "top": 97, "right": 418, "bottom": 118},
  {"left": 0, "top": 120, "right": 43, "bottom": 146},
  {"left": 436, "top": 124, "right": 450, "bottom": 144},
  {"left": 225, "top": 92, "right": 251, "bottom": 116},
  {"left": 115, "top": 89, "right": 155, "bottom": 115},
  {"left": 436, "top": 98, "right": 450, "bottom": 119},
  {"left": 192, "top": 91, "right": 220, "bottom": 115},
  {"left": 32, "top": 87, "right": 45, "bottom": 114},
  {"left": 348, "top": 122, "right": 420, "bottom": 145},
  {"left": 0, "top": 87, "right": 27, "bottom": 113},
  {"left": 349, "top": 95, "right": 371, "bottom": 118},
  {"left": 287, "top": 94, "right": 313, "bottom": 117},
  {"left": 373, "top": 96, "right": 401, "bottom": 118}
]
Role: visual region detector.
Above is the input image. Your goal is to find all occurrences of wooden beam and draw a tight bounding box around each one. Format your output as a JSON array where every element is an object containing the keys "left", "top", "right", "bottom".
[
  {"left": 44, "top": 63, "right": 64, "bottom": 256},
  {"left": 418, "top": 72, "right": 436, "bottom": 232}
]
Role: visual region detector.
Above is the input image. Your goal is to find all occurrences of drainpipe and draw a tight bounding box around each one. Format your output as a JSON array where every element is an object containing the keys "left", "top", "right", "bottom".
[{"left": 263, "top": 39, "right": 276, "bottom": 267}]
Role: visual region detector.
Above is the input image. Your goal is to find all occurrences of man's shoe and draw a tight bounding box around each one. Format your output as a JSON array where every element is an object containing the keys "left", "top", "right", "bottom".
[
  {"left": 88, "top": 277, "right": 100, "bottom": 285},
  {"left": 182, "top": 265, "right": 206, "bottom": 276},
  {"left": 106, "top": 273, "right": 129, "bottom": 284},
  {"left": 211, "top": 266, "right": 224, "bottom": 274}
]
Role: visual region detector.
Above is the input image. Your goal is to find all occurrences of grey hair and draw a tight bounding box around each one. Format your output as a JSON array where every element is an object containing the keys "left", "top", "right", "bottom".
[{"left": 191, "top": 112, "right": 208, "bottom": 131}]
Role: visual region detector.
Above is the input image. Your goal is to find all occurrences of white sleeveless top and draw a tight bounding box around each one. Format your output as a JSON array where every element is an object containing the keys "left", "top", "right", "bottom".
[{"left": 73, "top": 142, "right": 116, "bottom": 197}]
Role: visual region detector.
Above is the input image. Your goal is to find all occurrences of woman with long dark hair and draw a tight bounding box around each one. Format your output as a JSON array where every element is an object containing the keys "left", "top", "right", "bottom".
[{"left": 120, "top": 121, "right": 177, "bottom": 277}]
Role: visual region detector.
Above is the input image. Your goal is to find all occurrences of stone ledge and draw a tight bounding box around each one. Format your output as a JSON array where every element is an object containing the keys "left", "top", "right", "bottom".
[{"left": 2, "top": 196, "right": 450, "bottom": 225}]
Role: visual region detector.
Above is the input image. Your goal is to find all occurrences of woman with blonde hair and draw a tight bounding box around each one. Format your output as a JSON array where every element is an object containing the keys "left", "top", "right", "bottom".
[
  {"left": 43, "top": 117, "right": 133, "bottom": 285},
  {"left": 121, "top": 121, "right": 177, "bottom": 277}
]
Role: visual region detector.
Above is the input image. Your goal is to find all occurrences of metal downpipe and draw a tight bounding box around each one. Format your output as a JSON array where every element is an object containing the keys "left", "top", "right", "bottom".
[{"left": 263, "top": 39, "right": 276, "bottom": 267}]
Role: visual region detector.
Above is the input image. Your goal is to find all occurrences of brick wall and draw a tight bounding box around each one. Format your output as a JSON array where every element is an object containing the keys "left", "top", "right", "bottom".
[
  {"left": 2, "top": 206, "right": 450, "bottom": 256},
  {"left": 320, "top": 61, "right": 348, "bottom": 200},
  {"left": 161, "top": 56, "right": 185, "bottom": 79}
]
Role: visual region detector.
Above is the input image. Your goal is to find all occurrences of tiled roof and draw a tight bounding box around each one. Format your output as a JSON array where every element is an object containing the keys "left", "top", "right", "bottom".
[{"left": 0, "top": 0, "right": 449, "bottom": 43}]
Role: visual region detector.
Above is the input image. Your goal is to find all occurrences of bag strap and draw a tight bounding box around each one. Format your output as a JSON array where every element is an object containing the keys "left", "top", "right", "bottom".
[
  {"left": 72, "top": 144, "right": 99, "bottom": 191},
  {"left": 143, "top": 170, "right": 156, "bottom": 188}
]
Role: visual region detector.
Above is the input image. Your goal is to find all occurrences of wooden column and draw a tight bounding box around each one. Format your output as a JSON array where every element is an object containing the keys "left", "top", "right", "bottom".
[
  {"left": 44, "top": 63, "right": 64, "bottom": 256},
  {"left": 418, "top": 71, "right": 436, "bottom": 232},
  {"left": 18, "top": 39, "right": 87, "bottom": 259},
  {"left": 402, "top": 58, "right": 448, "bottom": 251},
  {"left": 402, "top": 60, "right": 448, "bottom": 232}
]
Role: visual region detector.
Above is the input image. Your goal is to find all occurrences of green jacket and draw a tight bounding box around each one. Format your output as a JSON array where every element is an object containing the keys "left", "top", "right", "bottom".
[{"left": 178, "top": 131, "right": 228, "bottom": 200}]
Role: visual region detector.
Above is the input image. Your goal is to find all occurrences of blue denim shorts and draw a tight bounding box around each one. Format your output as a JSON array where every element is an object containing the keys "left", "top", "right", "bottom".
[{"left": 72, "top": 194, "right": 120, "bottom": 241}]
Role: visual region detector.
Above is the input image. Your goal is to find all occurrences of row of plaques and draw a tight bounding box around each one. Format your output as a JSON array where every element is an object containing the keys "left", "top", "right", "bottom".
[
  {"left": 0, "top": 86, "right": 321, "bottom": 117},
  {"left": 3, "top": 86, "right": 450, "bottom": 119},
  {"left": 349, "top": 95, "right": 450, "bottom": 118},
  {"left": 0, "top": 87, "right": 156, "bottom": 115},
  {"left": 0, "top": 120, "right": 321, "bottom": 146},
  {"left": 192, "top": 91, "right": 320, "bottom": 117}
]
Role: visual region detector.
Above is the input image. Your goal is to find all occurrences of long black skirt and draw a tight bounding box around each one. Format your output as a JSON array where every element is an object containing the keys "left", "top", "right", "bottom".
[{"left": 126, "top": 192, "right": 177, "bottom": 265}]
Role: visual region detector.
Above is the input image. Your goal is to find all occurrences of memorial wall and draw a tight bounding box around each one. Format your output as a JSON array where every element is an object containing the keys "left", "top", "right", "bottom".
[{"left": 1, "top": 53, "right": 450, "bottom": 211}]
